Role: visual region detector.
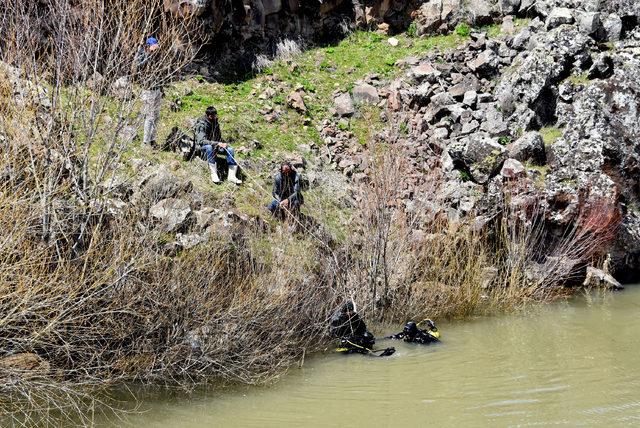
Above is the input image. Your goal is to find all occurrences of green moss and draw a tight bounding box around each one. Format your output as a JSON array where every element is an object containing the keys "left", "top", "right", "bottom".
[
  {"left": 539, "top": 127, "right": 564, "bottom": 146},
  {"left": 498, "top": 136, "right": 511, "bottom": 146},
  {"left": 459, "top": 170, "right": 472, "bottom": 182},
  {"left": 407, "top": 21, "right": 418, "bottom": 38},
  {"left": 455, "top": 23, "right": 471, "bottom": 37},
  {"left": 525, "top": 163, "right": 549, "bottom": 189},
  {"left": 566, "top": 73, "right": 590, "bottom": 86}
]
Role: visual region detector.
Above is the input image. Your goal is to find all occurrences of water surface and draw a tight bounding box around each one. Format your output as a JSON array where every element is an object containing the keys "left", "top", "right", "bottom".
[{"left": 107, "top": 286, "right": 640, "bottom": 427}]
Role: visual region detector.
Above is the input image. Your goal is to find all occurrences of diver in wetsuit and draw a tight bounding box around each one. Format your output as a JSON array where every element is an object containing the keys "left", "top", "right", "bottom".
[
  {"left": 330, "top": 301, "right": 376, "bottom": 354},
  {"left": 388, "top": 320, "right": 440, "bottom": 345}
]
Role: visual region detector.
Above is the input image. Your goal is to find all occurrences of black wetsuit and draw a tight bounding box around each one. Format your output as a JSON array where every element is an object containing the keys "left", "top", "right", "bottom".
[
  {"left": 330, "top": 304, "right": 375, "bottom": 353},
  {"left": 389, "top": 329, "right": 439, "bottom": 344}
]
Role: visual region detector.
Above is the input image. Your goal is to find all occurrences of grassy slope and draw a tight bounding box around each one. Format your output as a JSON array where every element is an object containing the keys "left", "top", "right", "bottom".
[{"left": 114, "top": 26, "right": 511, "bottom": 236}]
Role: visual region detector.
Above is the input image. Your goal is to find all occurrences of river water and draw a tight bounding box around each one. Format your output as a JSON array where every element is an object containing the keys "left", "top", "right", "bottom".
[{"left": 106, "top": 286, "right": 640, "bottom": 427}]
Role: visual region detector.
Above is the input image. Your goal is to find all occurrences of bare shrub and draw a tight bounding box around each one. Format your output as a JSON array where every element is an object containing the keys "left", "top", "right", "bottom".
[{"left": 336, "top": 143, "right": 621, "bottom": 325}]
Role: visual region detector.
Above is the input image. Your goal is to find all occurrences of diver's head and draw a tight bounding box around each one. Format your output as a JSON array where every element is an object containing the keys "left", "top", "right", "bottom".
[
  {"left": 403, "top": 321, "right": 418, "bottom": 337},
  {"left": 342, "top": 300, "right": 355, "bottom": 315}
]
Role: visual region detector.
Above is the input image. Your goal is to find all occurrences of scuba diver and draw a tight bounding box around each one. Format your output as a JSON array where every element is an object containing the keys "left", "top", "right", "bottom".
[
  {"left": 388, "top": 320, "right": 441, "bottom": 345},
  {"left": 330, "top": 301, "right": 395, "bottom": 357}
]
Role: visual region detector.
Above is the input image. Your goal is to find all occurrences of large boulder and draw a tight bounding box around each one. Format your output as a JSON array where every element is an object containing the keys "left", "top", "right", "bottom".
[
  {"left": 460, "top": 134, "right": 508, "bottom": 184},
  {"left": 499, "top": 0, "right": 521, "bottom": 15},
  {"left": 546, "top": 8, "right": 575, "bottom": 30},
  {"left": 149, "top": 198, "right": 193, "bottom": 233},
  {"left": 545, "top": 47, "right": 640, "bottom": 271},
  {"left": 415, "top": 0, "right": 464, "bottom": 35},
  {"left": 466, "top": 0, "right": 494, "bottom": 25},
  {"left": 352, "top": 82, "right": 380, "bottom": 104},
  {"left": 133, "top": 169, "right": 193, "bottom": 206},
  {"left": 508, "top": 131, "right": 546, "bottom": 165},
  {"left": 334, "top": 92, "right": 355, "bottom": 117}
]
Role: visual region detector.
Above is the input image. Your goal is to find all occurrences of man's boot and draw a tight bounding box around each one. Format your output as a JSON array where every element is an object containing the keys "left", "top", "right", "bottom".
[
  {"left": 208, "top": 162, "right": 221, "bottom": 184},
  {"left": 227, "top": 165, "right": 243, "bottom": 184}
]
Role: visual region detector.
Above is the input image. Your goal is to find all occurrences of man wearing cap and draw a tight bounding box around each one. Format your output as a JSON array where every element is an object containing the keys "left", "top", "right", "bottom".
[
  {"left": 194, "top": 106, "right": 242, "bottom": 185},
  {"left": 136, "top": 37, "right": 162, "bottom": 148}
]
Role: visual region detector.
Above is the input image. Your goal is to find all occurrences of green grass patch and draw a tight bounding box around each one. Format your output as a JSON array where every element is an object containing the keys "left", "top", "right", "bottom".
[
  {"left": 565, "top": 73, "right": 590, "bottom": 85},
  {"left": 455, "top": 23, "right": 471, "bottom": 37},
  {"left": 539, "top": 127, "right": 564, "bottom": 146}
]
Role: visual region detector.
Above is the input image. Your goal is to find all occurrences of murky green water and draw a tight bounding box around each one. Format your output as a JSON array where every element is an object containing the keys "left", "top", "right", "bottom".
[{"left": 105, "top": 286, "right": 640, "bottom": 427}]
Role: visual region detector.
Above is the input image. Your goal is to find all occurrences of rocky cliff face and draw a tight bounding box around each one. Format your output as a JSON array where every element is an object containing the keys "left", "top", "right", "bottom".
[
  {"left": 169, "top": 0, "right": 419, "bottom": 78},
  {"left": 315, "top": 1, "right": 640, "bottom": 279}
]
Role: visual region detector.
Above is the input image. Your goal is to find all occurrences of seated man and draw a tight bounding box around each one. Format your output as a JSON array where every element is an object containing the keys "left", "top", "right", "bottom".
[
  {"left": 388, "top": 320, "right": 440, "bottom": 344},
  {"left": 268, "top": 162, "right": 304, "bottom": 219},
  {"left": 194, "top": 106, "right": 242, "bottom": 185}
]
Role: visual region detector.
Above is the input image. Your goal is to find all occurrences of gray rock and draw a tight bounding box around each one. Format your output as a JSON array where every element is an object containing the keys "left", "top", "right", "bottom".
[
  {"left": 164, "top": 0, "right": 210, "bottom": 16},
  {"left": 467, "top": 49, "right": 499, "bottom": 77},
  {"left": 449, "top": 74, "right": 480, "bottom": 99},
  {"left": 434, "top": 127, "right": 450, "bottom": 140},
  {"left": 466, "top": 0, "right": 493, "bottom": 25},
  {"left": 416, "top": 0, "right": 443, "bottom": 35},
  {"left": 409, "top": 62, "right": 442, "bottom": 83},
  {"left": 511, "top": 27, "right": 532, "bottom": 51},
  {"left": 110, "top": 76, "right": 132, "bottom": 100},
  {"left": 149, "top": 198, "right": 193, "bottom": 233},
  {"left": 479, "top": 104, "right": 509, "bottom": 136},
  {"left": 588, "top": 54, "right": 614, "bottom": 79},
  {"left": 499, "top": 0, "right": 520, "bottom": 15},
  {"left": 496, "top": 26, "right": 592, "bottom": 128},
  {"left": 195, "top": 206, "right": 220, "bottom": 230},
  {"left": 175, "top": 232, "right": 209, "bottom": 250},
  {"left": 424, "top": 92, "right": 456, "bottom": 123},
  {"left": 546, "top": 8, "right": 575, "bottom": 30},
  {"left": 501, "top": 15, "right": 517, "bottom": 36},
  {"left": 334, "top": 92, "right": 355, "bottom": 117},
  {"left": 352, "top": 82, "right": 380, "bottom": 104},
  {"left": 135, "top": 169, "right": 192, "bottom": 205},
  {"left": 583, "top": 266, "right": 623, "bottom": 290},
  {"left": 463, "top": 90, "right": 478, "bottom": 107},
  {"left": 462, "top": 134, "right": 508, "bottom": 184},
  {"left": 461, "top": 120, "right": 480, "bottom": 134},
  {"left": 441, "top": 0, "right": 462, "bottom": 23},
  {"left": 262, "top": 0, "right": 282, "bottom": 15},
  {"left": 412, "top": 82, "right": 435, "bottom": 105},
  {"left": 577, "top": 11, "right": 602, "bottom": 36},
  {"left": 500, "top": 158, "right": 526, "bottom": 179},
  {"left": 508, "top": 131, "right": 546, "bottom": 165},
  {"left": 603, "top": 14, "right": 623, "bottom": 42}
]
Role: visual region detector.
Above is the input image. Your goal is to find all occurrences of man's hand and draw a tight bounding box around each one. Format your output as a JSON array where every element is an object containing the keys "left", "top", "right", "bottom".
[
  {"left": 279, "top": 199, "right": 289, "bottom": 208},
  {"left": 218, "top": 142, "right": 228, "bottom": 149}
]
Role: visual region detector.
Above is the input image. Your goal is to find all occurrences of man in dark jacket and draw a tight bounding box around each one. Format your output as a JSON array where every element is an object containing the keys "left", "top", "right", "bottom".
[
  {"left": 268, "top": 162, "right": 303, "bottom": 219},
  {"left": 194, "top": 106, "right": 241, "bottom": 184},
  {"left": 388, "top": 320, "right": 440, "bottom": 345}
]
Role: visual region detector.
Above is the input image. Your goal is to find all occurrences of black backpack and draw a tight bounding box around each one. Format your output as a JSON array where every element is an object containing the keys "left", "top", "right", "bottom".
[{"left": 164, "top": 126, "right": 199, "bottom": 161}]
